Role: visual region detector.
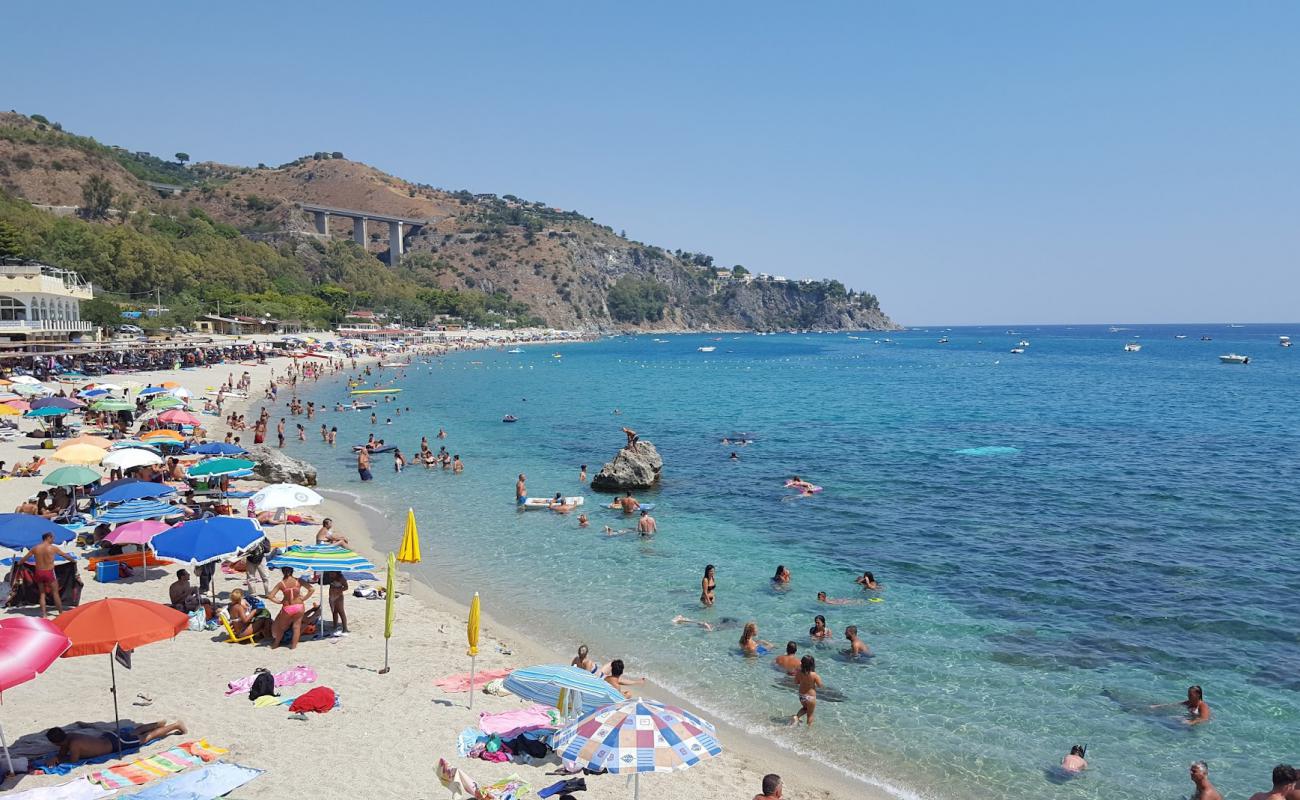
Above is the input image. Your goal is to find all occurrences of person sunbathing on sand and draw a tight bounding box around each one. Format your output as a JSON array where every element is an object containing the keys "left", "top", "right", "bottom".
[{"left": 46, "top": 721, "right": 186, "bottom": 763}]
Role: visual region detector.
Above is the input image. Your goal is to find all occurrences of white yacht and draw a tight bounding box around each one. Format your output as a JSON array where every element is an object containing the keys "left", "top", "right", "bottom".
[
  {"left": 1280, "top": 336, "right": 1292, "bottom": 348},
  {"left": 1124, "top": 342, "right": 1142, "bottom": 352},
  {"left": 1219, "top": 354, "right": 1250, "bottom": 364},
  {"left": 1009, "top": 347, "right": 1025, "bottom": 355},
  {"left": 697, "top": 346, "right": 716, "bottom": 353}
]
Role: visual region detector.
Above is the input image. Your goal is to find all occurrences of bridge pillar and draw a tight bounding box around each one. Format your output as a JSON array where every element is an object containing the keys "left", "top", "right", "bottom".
[
  {"left": 388, "top": 220, "right": 403, "bottom": 264},
  {"left": 313, "top": 211, "right": 330, "bottom": 235},
  {"left": 353, "top": 217, "right": 367, "bottom": 245}
]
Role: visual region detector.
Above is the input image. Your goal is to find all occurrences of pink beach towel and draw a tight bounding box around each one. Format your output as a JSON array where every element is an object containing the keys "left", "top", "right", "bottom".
[
  {"left": 434, "top": 668, "right": 512, "bottom": 693},
  {"left": 478, "top": 704, "right": 560, "bottom": 737},
  {"left": 225, "top": 665, "right": 317, "bottom": 696}
]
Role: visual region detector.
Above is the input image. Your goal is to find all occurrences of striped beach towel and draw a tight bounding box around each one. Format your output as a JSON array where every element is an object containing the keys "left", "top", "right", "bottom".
[{"left": 87, "top": 740, "right": 227, "bottom": 790}]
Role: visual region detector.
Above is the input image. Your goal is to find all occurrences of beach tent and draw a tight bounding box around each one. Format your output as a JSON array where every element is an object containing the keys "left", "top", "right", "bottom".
[
  {"left": 552, "top": 698, "right": 723, "bottom": 800},
  {"left": 52, "top": 599, "right": 187, "bottom": 753},
  {"left": 0, "top": 616, "right": 71, "bottom": 774}
]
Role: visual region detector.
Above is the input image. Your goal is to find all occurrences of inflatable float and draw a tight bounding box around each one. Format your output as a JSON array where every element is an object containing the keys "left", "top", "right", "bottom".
[
  {"left": 520, "top": 496, "right": 585, "bottom": 510},
  {"left": 349, "top": 388, "right": 402, "bottom": 396},
  {"left": 607, "top": 502, "right": 655, "bottom": 512}
]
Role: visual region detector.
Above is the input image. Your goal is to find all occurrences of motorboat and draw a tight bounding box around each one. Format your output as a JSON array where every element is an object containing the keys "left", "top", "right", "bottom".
[
  {"left": 506, "top": 348, "right": 524, "bottom": 354},
  {"left": 1124, "top": 342, "right": 1142, "bottom": 352},
  {"left": 937, "top": 336, "right": 950, "bottom": 344},
  {"left": 1009, "top": 347, "right": 1025, "bottom": 355},
  {"left": 1018, "top": 340, "right": 1030, "bottom": 347},
  {"left": 1280, "top": 336, "right": 1292, "bottom": 348},
  {"left": 1219, "top": 354, "right": 1250, "bottom": 364},
  {"left": 1175, "top": 335, "right": 1187, "bottom": 340},
  {"left": 697, "top": 346, "right": 716, "bottom": 352},
  {"left": 502, "top": 415, "right": 519, "bottom": 423},
  {"left": 1200, "top": 336, "right": 1213, "bottom": 341}
]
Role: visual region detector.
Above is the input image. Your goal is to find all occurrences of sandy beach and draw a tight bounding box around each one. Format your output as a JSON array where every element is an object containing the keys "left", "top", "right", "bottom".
[{"left": 0, "top": 331, "right": 877, "bottom": 800}]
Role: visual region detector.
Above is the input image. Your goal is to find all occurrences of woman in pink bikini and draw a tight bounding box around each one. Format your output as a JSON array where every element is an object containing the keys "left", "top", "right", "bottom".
[{"left": 269, "top": 566, "right": 315, "bottom": 650}]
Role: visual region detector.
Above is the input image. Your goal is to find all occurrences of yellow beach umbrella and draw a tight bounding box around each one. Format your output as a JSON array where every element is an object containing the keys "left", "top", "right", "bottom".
[
  {"left": 51, "top": 443, "right": 106, "bottom": 465},
  {"left": 467, "top": 592, "right": 480, "bottom": 710},
  {"left": 63, "top": 434, "right": 114, "bottom": 449},
  {"left": 380, "top": 552, "right": 395, "bottom": 675},
  {"left": 0, "top": 404, "right": 18, "bottom": 416},
  {"left": 397, "top": 508, "right": 421, "bottom": 563}
]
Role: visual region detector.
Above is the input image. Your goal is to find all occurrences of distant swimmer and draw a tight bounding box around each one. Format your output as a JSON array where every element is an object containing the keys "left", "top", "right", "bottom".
[
  {"left": 772, "top": 565, "right": 791, "bottom": 586},
  {"left": 855, "top": 571, "right": 881, "bottom": 591},
  {"left": 550, "top": 493, "right": 577, "bottom": 514},
  {"left": 787, "top": 475, "right": 817, "bottom": 495},
  {"left": 809, "top": 615, "right": 832, "bottom": 641},
  {"left": 579, "top": 464, "right": 587, "bottom": 482},
  {"left": 672, "top": 614, "right": 713, "bottom": 631},
  {"left": 789, "top": 655, "right": 823, "bottom": 727},
  {"left": 438, "top": 427, "right": 447, "bottom": 439},
  {"left": 773, "top": 641, "right": 801, "bottom": 675},
  {"left": 843, "top": 626, "right": 871, "bottom": 659},
  {"left": 637, "top": 509, "right": 657, "bottom": 536},
  {"left": 1060, "top": 745, "right": 1088, "bottom": 774},
  {"left": 817, "top": 591, "right": 862, "bottom": 606},
  {"left": 577, "top": 514, "right": 589, "bottom": 528},
  {"left": 739, "top": 621, "right": 773, "bottom": 656},
  {"left": 730, "top": 452, "right": 740, "bottom": 461},
  {"left": 1152, "top": 685, "right": 1211, "bottom": 725}
]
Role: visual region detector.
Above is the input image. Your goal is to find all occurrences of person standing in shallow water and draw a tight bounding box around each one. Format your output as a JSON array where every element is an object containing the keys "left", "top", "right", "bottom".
[
  {"left": 515, "top": 473, "right": 527, "bottom": 506},
  {"left": 700, "top": 564, "right": 716, "bottom": 606},
  {"left": 1188, "top": 761, "right": 1222, "bottom": 800},
  {"left": 790, "top": 655, "right": 823, "bottom": 727}
]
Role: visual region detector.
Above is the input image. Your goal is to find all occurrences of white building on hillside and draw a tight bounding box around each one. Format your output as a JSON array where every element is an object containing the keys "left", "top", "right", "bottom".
[{"left": 0, "top": 260, "right": 94, "bottom": 342}]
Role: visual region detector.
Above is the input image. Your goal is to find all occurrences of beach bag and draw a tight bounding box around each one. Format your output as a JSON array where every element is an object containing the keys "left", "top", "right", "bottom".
[
  {"left": 249, "top": 668, "right": 277, "bottom": 702},
  {"left": 187, "top": 609, "right": 205, "bottom": 632}
]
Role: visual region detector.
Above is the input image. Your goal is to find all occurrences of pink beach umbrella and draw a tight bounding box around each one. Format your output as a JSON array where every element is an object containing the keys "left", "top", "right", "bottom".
[
  {"left": 3, "top": 399, "right": 31, "bottom": 412},
  {"left": 104, "top": 519, "right": 174, "bottom": 577},
  {"left": 0, "top": 617, "right": 72, "bottom": 773},
  {"left": 157, "top": 410, "right": 201, "bottom": 426}
]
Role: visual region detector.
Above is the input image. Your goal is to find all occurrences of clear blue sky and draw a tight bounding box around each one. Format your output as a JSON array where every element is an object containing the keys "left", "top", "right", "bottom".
[{"left": 5, "top": 1, "right": 1298, "bottom": 324}]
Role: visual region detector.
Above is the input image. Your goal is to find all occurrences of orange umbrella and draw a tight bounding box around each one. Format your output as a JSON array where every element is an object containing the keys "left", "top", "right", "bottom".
[
  {"left": 62, "top": 434, "right": 115, "bottom": 449},
  {"left": 53, "top": 599, "right": 188, "bottom": 748},
  {"left": 140, "top": 429, "right": 184, "bottom": 441},
  {"left": 159, "top": 381, "right": 181, "bottom": 389}
]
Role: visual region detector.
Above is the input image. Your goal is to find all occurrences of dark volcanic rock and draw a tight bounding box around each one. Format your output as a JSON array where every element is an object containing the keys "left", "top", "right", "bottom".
[{"left": 591, "top": 441, "right": 663, "bottom": 492}]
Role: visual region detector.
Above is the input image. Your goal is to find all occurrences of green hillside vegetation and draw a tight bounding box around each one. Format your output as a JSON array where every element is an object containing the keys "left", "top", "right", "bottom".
[{"left": 0, "top": 191, "right": 541, "bottom": 330}]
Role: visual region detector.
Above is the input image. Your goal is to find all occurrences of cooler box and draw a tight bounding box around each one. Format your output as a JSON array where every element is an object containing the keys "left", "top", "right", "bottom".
[{"left": 95, "top": 561, "right": 121, "bottom": 583}]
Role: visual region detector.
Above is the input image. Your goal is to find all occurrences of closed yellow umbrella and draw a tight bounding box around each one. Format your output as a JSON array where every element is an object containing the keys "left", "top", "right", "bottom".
[
  {"left": 52, "top": 443, "right": 106, "bottom": 465},
  {"left": 380, "top": 552, "right": 395, "bottom": 675},
  {"left": 397, "top": 508, "right": 421, "bottom": 563},
  {"left": 467, "top": 592, "right": 480, "bottom": 710}
]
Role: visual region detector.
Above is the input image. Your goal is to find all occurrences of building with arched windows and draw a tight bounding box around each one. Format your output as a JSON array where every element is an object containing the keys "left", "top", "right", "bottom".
[{"left": 0, "top": 259, "right": 94, "bottom": 342}]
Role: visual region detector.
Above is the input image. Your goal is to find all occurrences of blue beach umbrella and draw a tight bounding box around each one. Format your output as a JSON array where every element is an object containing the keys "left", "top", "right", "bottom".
[
  {"left": 90, "top": 479, "right": 176, "bottom": 504},
  {"left": 0, "top": 514, "right": 76, "bottom": 549},
  {"left": 136, "top": 387, "right": 168, "bottom": 396},
  {"left": 150, "top": 517, "right": 266, "bottom": 567},
  {"left": 23, "top": 407, "right": 68, "bottom": 419},
  {"left": 502, "top": 665, "right": 627, "bottom": 716},
  {"left": 184, "top": 442, "right": 248, "bottom": 456},
  {"left": 94, "top": 499, "right": 184, "bottom": 524},
  {"left": 30, "top": 397, "right": 83, "bottom": 411}
]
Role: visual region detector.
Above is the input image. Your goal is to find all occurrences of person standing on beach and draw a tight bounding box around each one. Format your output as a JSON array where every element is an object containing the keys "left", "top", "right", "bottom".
[
  {"left": 790, "top": 655, "right": 823, "bottom": 727},
  {"left": 754, "top": 774, "right": 783, "bottom": 800},
  {"left": 29, "top": 532, "right": 70, "bottom": 617},
  {"left": 269, "top": 566, "right": 315, "bottom": 650},
  {"left": 1188, "top": 762, "right": 1223, "bottom": 800},
  {"left": 326, "top": 570, "right": 349, "bottom": 636},
  {"left": 357, "top": 448, "right": 373, "bottom": 482},
  {"left": 637, "top": 509, "right": 656, "bottom": 536},
  {"left": 516, "top": 473, "right": 527, "bottom": 506}
]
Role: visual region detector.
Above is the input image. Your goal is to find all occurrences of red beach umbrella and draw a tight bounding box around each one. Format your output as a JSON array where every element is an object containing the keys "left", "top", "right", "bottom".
[{"left": 0, "top": 617, "right": 71, "bottom": 773}]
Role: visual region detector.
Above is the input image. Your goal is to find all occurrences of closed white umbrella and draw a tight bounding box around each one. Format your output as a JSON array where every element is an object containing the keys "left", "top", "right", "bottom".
[{"left": 102, "top": 448, "right": 164, "bottom": 470}]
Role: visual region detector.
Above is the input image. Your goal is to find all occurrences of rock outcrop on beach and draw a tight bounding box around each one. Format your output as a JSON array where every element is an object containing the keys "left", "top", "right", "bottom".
[
  {"left": 591, "top": 441, "right": 663, "bottom": 492},
  {"left": 246, "top": 444, "right": 318, "bottom": 487}
]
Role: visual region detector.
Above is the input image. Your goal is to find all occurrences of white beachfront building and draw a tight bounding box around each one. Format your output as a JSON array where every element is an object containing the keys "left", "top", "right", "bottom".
[{"left": 0, "top": 259, "right": 95, "bottom": 342}]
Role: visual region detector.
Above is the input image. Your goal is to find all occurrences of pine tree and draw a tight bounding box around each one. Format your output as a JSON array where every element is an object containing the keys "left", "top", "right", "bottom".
[{"left": 0, "top": 219, "right": 24, "bottom": 259}]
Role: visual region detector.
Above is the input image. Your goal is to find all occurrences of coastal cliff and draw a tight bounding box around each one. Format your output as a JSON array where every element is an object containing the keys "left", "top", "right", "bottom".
[{"left": 0, "top": 111, "right": 898, "bottom": 332}]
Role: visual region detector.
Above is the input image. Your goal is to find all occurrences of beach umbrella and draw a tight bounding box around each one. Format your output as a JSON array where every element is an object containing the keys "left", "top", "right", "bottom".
[
  {"left": 78, "top": 388, "right": 110, "bottom": 399},
  {"left": 51, "top": 443, "right": 106, "bottom": 465},
  {"left": 136, "top": 386, "right": 168, "bottom": 396},
  {"left": 150, "top": 516, "right": 265, "bottom": 568},
  {"left": 103, "top": 518, "right": 172, "bottom": 548},
  {"left": 185, "top": 442, "right": 247, "bottom": 456},
  {"left": 503, "top": 666, "right": 627, "bottom": 716},
  {"left": 467, "top": 592, "right": 480, "bottom": 710},
  {"left": 157, "top": 409, "right": 200, "bottom": 426},
  {"left": 0, "top": 514, "right": 76, "bottom": 549},
  {"left": 95, "top": 498, "right": 183, "bottom": 524},
  {"left": 268, "top": 544, "right": 374, "bottom": 639},
  {"left": 91, "top": 399, "right": 134, "bottom": 412},
  {"left": 23, "top": 406, "right": 68, "bottom": 419},
  {"left": 170, "top": 387, "right": 192, "bottom": 400},
  {"left": 397, "top": 508, "right": 421, "bottom": 564},
  {"left": 52, "top": 599, "right": 187, "bottom": 752},
  {"left": 250, "top": 483, "right": 323, "bottom": 511},
  {"left": 0, "top": 404, "right": 18, "bottom": 416},
  {"left": 12, "top": 383, "right": 51, "bottom": 397},
  {"left": 90, "top": 478, "right": 175, "bottom": 504},
  {"left": 30, "top": 396, "right": 83, "bottom": 411},
  {"left": 63, "top": 434, "right": 114, "bottom": 449},
  {"left": 186, "top": 457, "right": 254, "bottom": 479},
  {"left": 9, "top": 375, "right": 42, "bottom": 385},
  {"left": 380, "top": 552, "right": 395, "bottom": 675},
  {"left": 553, "top": 698, "right": 723, "bottom": 799},
  {"left": 0, "top": 617, "right": 72, "bottom": 773},
  {"left": 89, "top": 383, "right": 124, "bottom": 393},
  {"left": 148, "top": 395, "right": 184, "bottom": 410},
  {"left": 102, "top": 448, "right": 163, "bottom": 470},
  {"left": 159, "top": 381, "right": 181, "bottom": 390},
  {"left": 110, "top": 440, "right": 160, "bottom": 451},
  {"left": 140, "top": 429, "right": 184, "bottom": 442},
  {"left": 42, "top": 465, "right": 101, "bottom": 488}
]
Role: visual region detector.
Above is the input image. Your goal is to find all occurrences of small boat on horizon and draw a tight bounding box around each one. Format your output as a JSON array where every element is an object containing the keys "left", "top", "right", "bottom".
[
  {"left": 1200, "top": 336, "right": 1213, "bottom": 341},
  {"left": 697, "top": 346, "right": 717, "bottom": 352},
  {"left": 506, "top": 348, "right": 524, "bottom": 354},
  {"left": 1175, "top": 335, "right": 1187, "bottom": 340},
  {"left": 1219, "top": 354, "right": 1250, "bottom": 364},
  {"left": 1280, "top": 336, "right": 1292, "bottom": 348},
  {"left": 937, "top": 336, "right": 950, "bottom": 344},
  {"left": 502, "top": 414, "right": 519, "bottom": 423},
  {"left": 1009, "top": 347, "right": 1025, "bottom": 355},
  {"left": 1124, "top": 342, "right": 1142, "bottom": 352}
]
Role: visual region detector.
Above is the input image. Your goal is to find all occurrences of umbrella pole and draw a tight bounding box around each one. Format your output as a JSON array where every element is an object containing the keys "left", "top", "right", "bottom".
[
  {"left": 635, "top": 772, "right": 640, "bottom": 800},
  {"left": 109, "top": 653, "right": 122, "bottom": 756},
  {"left": 1, "top": 720, "right": 14, "bottom": 777},
  {"left": 468, "top": 655, "right": 476, "bottom": 710},
  {"left": 382, "top": 638, "right": 389, "bottom": 674}
]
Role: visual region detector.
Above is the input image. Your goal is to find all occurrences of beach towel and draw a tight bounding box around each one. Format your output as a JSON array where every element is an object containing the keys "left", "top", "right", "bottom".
[
  {"left": 288, "top": 685, "right": 336, "bottom": 714},
  {"left": 33, "top": 742, "right": 143, "bottom": 776},
  {"left": 479, "top": 775, "right": 530, "bottom": 800},
  {"left": 434, "top": 667, "right": 512, "bottom": 693},
  {"left": 456, "top": 726, "right": 485, "bottom": 757},
  {"left": 85, "top": 741, "right": 226, "bottom": 790},
  {"left": 5, "top": 777, "right": 115, "bottom": 800},
  {"left": 478, "top": 704, "right": 561, "bottom": 737},
  {"left": 225, "top": 664, "right": 316, "bottom": 696},
  {"left": 129, "top": 763, "right": 263, "bottom": 800}
]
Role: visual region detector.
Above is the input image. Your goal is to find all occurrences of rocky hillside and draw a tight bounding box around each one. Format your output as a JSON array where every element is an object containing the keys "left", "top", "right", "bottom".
[{"left": 0, "top": 112, "right": 896, "bottom": 331}]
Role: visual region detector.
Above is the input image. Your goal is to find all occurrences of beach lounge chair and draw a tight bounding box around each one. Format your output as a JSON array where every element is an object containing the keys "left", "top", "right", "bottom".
[
  {"left": 218, "top": 611, "right": 256, "bottom": 645},
  {"left": 12, "top": 458, "right": 45, "bottom": 478}
]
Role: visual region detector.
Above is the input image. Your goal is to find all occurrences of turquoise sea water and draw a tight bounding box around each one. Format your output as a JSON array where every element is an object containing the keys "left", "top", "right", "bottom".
[{"left": 293, "top": 325, "right": 1299, "bottom": 800}]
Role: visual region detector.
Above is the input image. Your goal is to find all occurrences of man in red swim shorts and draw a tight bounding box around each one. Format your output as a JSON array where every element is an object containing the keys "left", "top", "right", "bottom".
[{"left": 30, "top": 531, "right": 72, "bottom": 617}]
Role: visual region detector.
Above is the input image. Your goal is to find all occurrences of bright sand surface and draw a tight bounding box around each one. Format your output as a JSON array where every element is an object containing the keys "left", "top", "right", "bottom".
[{"left": 0, "top": 333, "right": 879, "bottom": 800}]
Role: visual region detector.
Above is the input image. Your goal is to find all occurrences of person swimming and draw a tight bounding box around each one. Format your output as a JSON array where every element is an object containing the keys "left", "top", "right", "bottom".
[
  {"left": 809, "top": 614, "right": 832, "bottom": 641},
  {"left": 843, "top": 625, "right": 871, "bottom": 658},
  {"left": 773, "top": 641, "right": 801, "bottom": 674},
  {"left": 1060, "top": 744, "right": 1088, "bottom": 774},
  {"left": 855, "top": 571, "right": 881, "bottom": 591},
  {"left": 672, "top": 614, "right": 713, "bottom": 631},
  {"left": 817, "top": 591, "right": 863, "bottom": 606},
  {"left": 1152, "top": 685, "right": 1211, "bottom": 725},
  {"left": 772, "top": 565, "right": 791, "bottom": 585},
  {"left": 571, "top": 644, "right": 600, "bottom": 674},
  {"left": 740, "top": 621, "right": 773, "bottom": 656}
]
